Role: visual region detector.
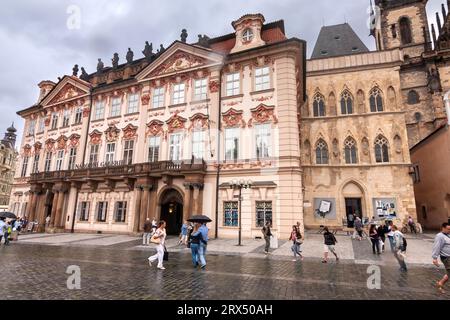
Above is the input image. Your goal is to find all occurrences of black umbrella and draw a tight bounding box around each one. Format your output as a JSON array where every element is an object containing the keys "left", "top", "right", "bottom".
[
  {"left": 188, "top": 215, "right": 212, "bottom": 223},
  {"left": 0, "top": 212, "right": 17, "bottom": 219}
]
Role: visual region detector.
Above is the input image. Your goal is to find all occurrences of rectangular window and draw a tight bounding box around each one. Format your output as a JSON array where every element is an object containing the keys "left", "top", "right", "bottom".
[
  {"left": 110, "top": 97, "right": 122, "bottom": 117},
  {"left": 105, "top": 143, "right": 116, "bottom": 163},
  {"left": 148, "top": 136, "right": 160, "bottom": 163},
  {"left": 152, "top": 87, "right": 165, "bottom": 108},
  {"left": 32, "top": 154, "right": 40, "bottom": 174},
  {"left": 255, "top": 66, "right": 270, "bottom": 91},
  {"left": 62, "top": 110, "right": 70, "bottom": 127},
  {"left": 114, "top": 201, "right": 127, "bottom": 223},
  {"left": 51, "top": 113, "right": 59, "bottom": 130},
  {"left": 255, "top": 124, "right": 271, "bottom": 159},
  {"left": 68, "top": 148, "right": 77, "bottom": 170},
  {"left": 96, "top": 202, "right": 108, "bottom": 222},
  {"left": 44, "top": 152, "right": 52, "bottom": 172},
  {"left": 21, "top": 157, "right": 29, "bottom": 177},
  {"left": 27, "top": 120, "right": 36, "bottom": 136},
  {"left": 94, "top": 101, "right": 105, "bottom": 120},
  {"left": 223, "top": 201, "right": 239, "bottom": 227},
  {"left": 412, "top": 164, "right": 420, "bottom": 183},
  {"left": 38, "top": 117, "right": 45, "bottom": 133},
  {"left": 169, "top": 133, "right": 182, "bottom": 161},
  {"left": 89, "top": 144, "right": 99, "bottom": 165},
  {"left": 172, "top": 83, "right": 185, "bottom": 105},
  {"left": 194, "top": 78, "right": 208, "bottom": 101},
  {"left": 74, "top": 107, "right": 83, "bottom": 124},
  {"left": 127, "top": 93, "right": 139, "bottom": 114},
  {"left": 192, "top": 131, "right": 205, "bottom": 159},
  {"left": 123, "top": 140, "right": 134, "bottom": 165},
  {"left": 226, "top": 73, "right": 240, "bottom": 96},
  {"left": 225, "top": 128, "right": 239, "bottom": 161},
  {"left": 55, "top": 150, "right": 64, "bottom": 171},
  {"left": 79, "top": 202, "right": 90, "bottom": 222},
  {"left": 256, "top": 201, "right": 273, "bottom": 228}
]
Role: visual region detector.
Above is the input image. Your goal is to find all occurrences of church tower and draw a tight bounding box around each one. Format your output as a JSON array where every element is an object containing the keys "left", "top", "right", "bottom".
[
  {"left": 2, "top": 123, "right": 17, "bottom": 149},
  {"left": 372, "top": 0, "right": 431, "bottom": 57}
]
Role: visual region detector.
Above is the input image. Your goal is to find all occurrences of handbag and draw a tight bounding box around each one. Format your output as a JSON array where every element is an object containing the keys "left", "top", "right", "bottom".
[
  {"left": 163, "top": 248, "right": 169, "bottom": 261},
  {"left": 150, "top": 234, "right": 160, "bottom": 244}
]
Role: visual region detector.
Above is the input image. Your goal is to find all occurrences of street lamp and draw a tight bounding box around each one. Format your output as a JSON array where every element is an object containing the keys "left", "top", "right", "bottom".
[{"left": 229, "top": 179, "right": 253, "bottom": 246}]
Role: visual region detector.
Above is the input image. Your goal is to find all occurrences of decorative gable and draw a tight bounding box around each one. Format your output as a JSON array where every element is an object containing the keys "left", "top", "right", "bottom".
[
  {"left": 122, "top": 124, "right": 138, "bottom": 140},
  {"left": 105, "top": 125, "right": 121, "bottom": 142},
  {"left": 146, "top": 120, "right": 165, "bottom": 136},
  {"left": 166, "top": 113, "right": 187, "bottom": 133},
  {"left": 41, "top": 76, "right": 90, "bottom": 107},
  {"left": 248, "top": 104, "right": 278, "bottom": 127}
]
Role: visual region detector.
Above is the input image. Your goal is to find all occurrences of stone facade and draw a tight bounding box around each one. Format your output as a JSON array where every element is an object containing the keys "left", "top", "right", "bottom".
[{"left": 0, "top": 125, "right": 17, "bottom": 211}]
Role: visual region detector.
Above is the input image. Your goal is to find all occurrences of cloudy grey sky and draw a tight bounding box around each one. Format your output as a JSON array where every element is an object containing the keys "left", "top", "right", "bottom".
[{"left": 0, "top": 0, "right": 444, "bottom": 145}]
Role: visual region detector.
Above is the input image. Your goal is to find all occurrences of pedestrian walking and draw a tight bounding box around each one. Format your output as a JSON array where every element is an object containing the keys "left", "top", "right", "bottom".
[
  {"left": 4, "top": 221, "right": 11, "bottom": 245},
  {"left": 407, "top": 216, "right": 417, "bottom": 234},
  {"left": 143, "top": 218, "right": 152, "bottom": 246},
  {"left": 369, "top": 224, "right": 381, "bottom": 254},
  {"left": 289, "top": 225, "right": 304, "bottom": 261},
  {"left": 189, "top": 223, "right": 202, "bottom": 268},
  {"left": 45, "top": 215, "right": 51, "bottom": 228},
  {"left": 262, "top": 221, "right": 273, "bottom": 254},
  {"left": 354, "top": 217, "right": 363, "bottom": 241},
  {"left": 151, "top": 217, "right": 157, "bottom": 235},
  {"left": 432, "top": 222, "right": 450, "bottom": 294},
  {"left": 386, "top": 220, "right": 395, "bottom": 252},
  {"left": 392, "top": 225, "right": 407, "bottom": 272},
  {"left": 148, "top": 221, "right": 167, "bottom": 270},
  {"left": 197, "top": 223, "right": 209, "bottom": 269},
  {"left": 0, "top": 217, "right": 6, "bottom": 244},
  {"left": 322, "top": 227, "right": 339, "bottom": 263},
  {"left": 178, "top": 221, "right": 189, "bottom": 245},
  {"left": 377, "top": 223, "right": 388, "bottom": 252}
]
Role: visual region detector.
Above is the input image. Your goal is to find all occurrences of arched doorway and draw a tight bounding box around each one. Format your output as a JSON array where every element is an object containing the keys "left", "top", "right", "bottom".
[
  {"left": 342, "top": 181, "right": 365, "bottom": 225},
  {"left": 159, "top": 188, "right": 183, "bottom": 235}
]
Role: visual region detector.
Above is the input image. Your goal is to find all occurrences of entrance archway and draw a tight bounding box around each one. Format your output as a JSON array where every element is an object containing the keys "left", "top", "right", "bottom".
[
  {"left": 342, "top": 181, "right": 366, "bottom": 226},
  {"left": 159, "top": 188, "right": 183, "bottom": 235}
]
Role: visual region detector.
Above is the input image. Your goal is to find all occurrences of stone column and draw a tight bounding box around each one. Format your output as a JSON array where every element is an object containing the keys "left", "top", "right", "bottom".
[
  {"left": 133, "top": 186, "right": 142, "bottom": 233},
  {"left": 148, "top": 187, "right": 158, "bottom": 221},
  {"left": 183, "top": 183, "right": 193, "bottom": 222},
  {"left": 49, "top": 190, "right": 59, "bottom": 228},
  {"left": 26, "top": 192, "right": 36, "bottom": 221},
  {"left": 55, "top": 190, "right": 66, "bottom": 229},
  {"left": 191, "top": 183, "right": 205, "bottom": 215},
  {"left": 139, "top": 185, "right": 151, "bottom": 231}
]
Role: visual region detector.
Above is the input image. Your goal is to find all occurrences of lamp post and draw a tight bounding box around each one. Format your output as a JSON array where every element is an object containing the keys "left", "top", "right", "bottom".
[{"left": 230, "top": 179, "right": 253, "bottom": 246}]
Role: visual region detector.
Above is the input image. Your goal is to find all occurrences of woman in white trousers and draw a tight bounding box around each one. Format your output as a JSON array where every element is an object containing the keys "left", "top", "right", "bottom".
[{"left": 148, "top": 221, "right": 167, "bottom": 270}]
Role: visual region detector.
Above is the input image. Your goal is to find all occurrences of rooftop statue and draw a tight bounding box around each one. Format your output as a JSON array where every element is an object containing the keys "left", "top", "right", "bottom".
[
  {"left": 142, "top": 41, "right": 154, "bottom": 60},
  {"left": 126, "top": 48, "right": 134, "bottom": 64},
  {"left": 97, "top": 58, "right": 104, "bottom": 72},
  {"left": 181, "top": 29, "right": 188, "bottom": 43},
  {"left": 112, "top": 53, "right": 119, "bottom": 69},
  {"left": 80, "top": 67, "right": 89, "bottom": 81},
  {"left": 72, "top": 64, "right": 79, "bottom": 77}
]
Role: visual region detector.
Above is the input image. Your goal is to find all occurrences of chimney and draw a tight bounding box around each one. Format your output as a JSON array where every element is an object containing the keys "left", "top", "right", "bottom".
[{"left": 37, "top": 80, "right": 56, "bottom": 103}]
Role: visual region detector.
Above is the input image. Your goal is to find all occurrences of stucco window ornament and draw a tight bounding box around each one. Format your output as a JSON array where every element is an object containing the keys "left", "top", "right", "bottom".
[
  {"left": 56, "top": 136, "right": 68, "bottom": 151},
  {"left": 166, "top": 113, "right": 187, "bottom": 133},
  {"left": 23, "top": 145, "right": 32, "bottom": 157},
  {"left": 188, "top": 113, "right": 209, "bottom": 131},
  {"left": 105, "top": 125, "right": 121, "bottom": 142},
  {"left": 222, "top": 108, "right": 246, "bottom": 129},
  {"left": 89, "top": 130, "right": 102, "bottom": 145},
  {"left": 68, "top": 134, "right": 81, "bottom": 148},
  {"left": 45, "top": 139, "right": 56, "bottom": 152},
  {"left": 248, "top": 104, "right": 278, "bottom": 128},
  {"left": 33, "top": 142, "right": 42, "bottom": 155},
  {"left": 146, "top": 120, "right": 164, "bottom": 137},
  {"left": 122, "top": 124, "right": 138, "bottom": 140}
]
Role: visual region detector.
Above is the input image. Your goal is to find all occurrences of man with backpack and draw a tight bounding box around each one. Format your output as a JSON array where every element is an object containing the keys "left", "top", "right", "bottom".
[
  {"left": 322, "top": 227, "right": 339, "bottom": 263},
  {"left": 392, "top": 225, "right": 407, "bottom": 272},
  {"left": 432, "top": 223, "right": 450, "bottom": 294},
  {"left": 262, "top": 221, "right": 273, "bottom": 254}
]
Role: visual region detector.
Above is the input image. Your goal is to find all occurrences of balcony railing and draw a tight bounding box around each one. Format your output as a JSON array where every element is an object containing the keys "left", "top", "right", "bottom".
[{"left": 29, "top": 160, "right": 207, "bottom": 183}]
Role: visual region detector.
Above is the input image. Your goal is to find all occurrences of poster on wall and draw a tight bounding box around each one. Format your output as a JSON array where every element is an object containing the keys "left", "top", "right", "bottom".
[
  {"left": 373, "top": 198, "right": 397, "bottom": 219},
  {"left": 313, "top": 198, "right": 336, "bottom": 220}
]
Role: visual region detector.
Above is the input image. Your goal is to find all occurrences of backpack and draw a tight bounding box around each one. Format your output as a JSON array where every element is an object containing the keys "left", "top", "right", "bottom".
[{"left": 401, "top": 237, "right": 407, "bottom": 252}]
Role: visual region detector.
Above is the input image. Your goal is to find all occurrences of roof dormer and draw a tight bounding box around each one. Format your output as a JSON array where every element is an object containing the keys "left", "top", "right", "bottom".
[{"left": 230, "top": 14, "right": 266, "bottom": 54}]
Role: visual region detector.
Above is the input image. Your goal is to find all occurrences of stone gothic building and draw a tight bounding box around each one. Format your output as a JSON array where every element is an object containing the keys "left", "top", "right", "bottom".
[
  {"left": 0, "top": 125, "right": 17, "bottom": 211},
  {"left": 10, "top": 2, "right": 450, "bottom": 237}
]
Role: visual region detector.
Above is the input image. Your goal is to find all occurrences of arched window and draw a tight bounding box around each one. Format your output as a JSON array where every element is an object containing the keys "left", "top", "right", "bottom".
[
  {"left": 344, "top": 137, "right": 358, "bottom": 164},
  {"left": 399, "top": 17, "right": 413, "bottom": 45},
  {"left": 315, "top": 139, "right": 329, "bottom": 164},
  {"left": 407, "top": 90, "right": 419, "bottom": 105},
  {"left": 374, "top": 135, "right": 389, "bottom": 163},
  {"left": 340, "top": 90, "right": 354, "bottom": 115},
  {"left": 313, "top": 93, "right": 326, "bottom": 117},
  {"left": 369, "top": 87, "right": 384, "bottom": 112}
]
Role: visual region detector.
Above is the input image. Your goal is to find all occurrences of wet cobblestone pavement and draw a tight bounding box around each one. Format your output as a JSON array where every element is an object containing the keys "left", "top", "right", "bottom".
[{"left": 1, "top": 243, "right": 449, "bottom": 300}]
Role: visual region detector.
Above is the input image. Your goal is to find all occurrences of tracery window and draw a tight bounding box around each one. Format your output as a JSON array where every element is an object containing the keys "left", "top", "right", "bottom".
[
  {"left": 340, "top": 90, "right": 354, "bottom": 115},
  {"left": 369, "top": 87, "right": 384, "bottom": 112},
  {"left": 344, "top": 137, "right": 358, "bottom": 164},
  {"left": 315, "top": 139, "right": 329, "bottom": 165},
  {"left": 313, "top": 93, "right": 326, "bottom": 117},
  {"left": 374, "top": 135, "right": 389, "bottom": 163}
]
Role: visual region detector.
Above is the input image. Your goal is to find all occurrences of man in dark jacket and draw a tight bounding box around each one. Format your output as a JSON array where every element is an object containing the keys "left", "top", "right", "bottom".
[
  {"left": 323, "top": 227, "right": 339, "bottom": 263},
  {"left": 262, "top": 221, "right": 273, "bottom": 254},
  {"left": 143, "top": 218, "right": 152, "bottom": 246}
]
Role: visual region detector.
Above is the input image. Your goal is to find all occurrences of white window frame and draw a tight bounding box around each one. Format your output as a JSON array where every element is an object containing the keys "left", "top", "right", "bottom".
[
  {"left": 44, "top": 152, "right": 52, "bottom": 172},
  {"left": 169, "top": 133, "right": 182, "bottom": 161},
  {"left": 127, "top": 93, "right": 139, "bottom": 114},
  {"left": 172, "top": 83, "right": 185, "bottom": 105},
  {"left": 225, "top": 127, "right": 239, "bottom": 161},
  {"left": 110, "top": 97, "right": 122, "bottom": 117},
  {"left": 114, "top": 201, "right": 127, "bottom": 223},
  {"left": 105, "top": 142, "right": 116, "bottom": 163},
  {"left": 226, "top": 72, "right": 240, "bottom": 96},
  {"left": 255, "top": 66, "right": 270, "bottom": 91},
  {"left": 51, "top": 113, "right": 59, "bottom": 130},
  {"left": 89, "top": 144, "right": 99, "bottom": 164},
  {"left": 123, "top": 140, "right": 134, "bottom": 165},
  {"left": 94, "top": 101, "right": 105, "bottom": 120},
  {"left": 62, "top": 109, "right": 70, "bottom": 127},
  {"left": 21, "top": 156, "right": 29, "bottom": 177},
  {"left": 32, "top": 154, "right": 40, "bottom": 174},
  {"left": 148, "top": 136, "right": 160, "bottom": 163},
  {"left": 79, "top": 202, "right": 90, "bottom": 222},
  {"left": 96, "top": 202, "right": 108, "bottom": 222},
  {"left": 68, "top": 147, "right": 77, "bottom": 170},
  {"left": 55, "top": 150, "right": 65, "bottom": 171},
  {"left": 242, "top": 29, "right": 254, "bottom": 42},
  {"left": 194, "top": 78, "right": 208, "bottom": 101},
  {"left": 38, "top": 117, "right": 45, "bottom": 133},
  {"left": 27, "top": 120, "right": 36, "bottom": 136},
  {"left": 192, "top": 130, "right": 205, "bottom": 160},
  {"left": 255, "top": 123, "right": 272, "bottom": 159},
  {"left": 74, "top": 107, "right": 83, "bottom": 124},
  {"left": 152, "top": 87, "right": 165, "bottom": 108}
]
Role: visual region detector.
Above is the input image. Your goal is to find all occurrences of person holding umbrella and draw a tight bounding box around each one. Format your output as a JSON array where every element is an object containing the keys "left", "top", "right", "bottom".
[
  {"left": 0, "top": 217, "right": 6, "bottom": 245},
  {"left": 188, "top": 215, "right": 211, "bottom": 270}
]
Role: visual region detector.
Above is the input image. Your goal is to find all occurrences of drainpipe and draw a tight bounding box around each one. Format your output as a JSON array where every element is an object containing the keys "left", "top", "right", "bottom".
[
  {"left": 71, "top": 88, "right": 93, "bottom": 233},
  {"left": 444, "top": 90, "right": 450, "bottom": 126},
  {"left": 214, "top": 64, "right": 224, "bottom": 239}
]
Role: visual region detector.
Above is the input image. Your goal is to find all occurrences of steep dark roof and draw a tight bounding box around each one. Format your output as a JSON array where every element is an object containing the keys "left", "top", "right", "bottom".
[
  {"left": 311, "top": 23, "right": 369, "bottom": 59},
  {"left": 375, "top": 0, "right": 423, "bottom": 10}
]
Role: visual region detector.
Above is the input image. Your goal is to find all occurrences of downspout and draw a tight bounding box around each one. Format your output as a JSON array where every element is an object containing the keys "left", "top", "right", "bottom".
[
  {"left": 214, "top": 65, "right": 224, "bottom": 239},
  {"left": 71, "top": 88, "right": 93, "bottom": 233}
]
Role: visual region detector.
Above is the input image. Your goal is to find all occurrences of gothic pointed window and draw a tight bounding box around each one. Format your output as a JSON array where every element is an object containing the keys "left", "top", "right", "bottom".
[
  {"left": 344, "top": 137, "right": 358, "bottom": 164},
  {"left": 399, "top": 17, "right": 413, "bottom": 45},
  {"left": 340, "top": 90, "right": 354, "bottom": 115},
  {"left": 315, "top": 139, "right": 329, "bottom": 165},
  {"left": 313, "top": 93, "right": 326, "bottom": 117},
  {"left": 369, "top": 87, "right": 384, "bottom": 112},
  {"left": 374, "top": 135, "right": 389, "bottom": 163}
]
